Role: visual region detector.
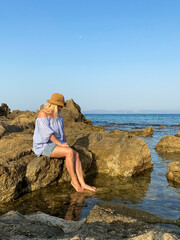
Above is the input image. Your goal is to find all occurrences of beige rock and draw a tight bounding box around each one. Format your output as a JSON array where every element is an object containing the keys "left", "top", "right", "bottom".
[
  {"left": 11, "top": 113, "right": 36, "bottom": 130},
  {"left": 61, "top": 99, "right": 86, "bottom": 125},
  {"left": 0, "top": 133, "right": 34, "bottom": 202},
  {"left": 166, "top": 161, "right": 180, "bottom": 184},
  {"left": 155, "top": 135, "right": 180, "bottom": 153},
  {"left": 26, "top": 156, "right": 64, "bottom": 191}
]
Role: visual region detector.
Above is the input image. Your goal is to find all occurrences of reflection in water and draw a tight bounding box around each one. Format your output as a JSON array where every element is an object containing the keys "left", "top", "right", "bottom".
[
  {"left": 0, "top": 182, "right": 95, "bottom": 221},
  {"left": 156, "top": 151, "right": 180, "bottom": 163},
  {"left": 167, "top": 179, "right": 180, "bottom": 190},
  {"left": 64, "top": 191, "right": 95, "bottom": 220},
  {"left": 89, "top": 170, "right": 152, "bottom": 203}
]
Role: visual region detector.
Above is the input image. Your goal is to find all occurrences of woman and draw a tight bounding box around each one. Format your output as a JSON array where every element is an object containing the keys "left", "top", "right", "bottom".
[{"left": 33, "top": 93, "right": 96, "bottom": 192}]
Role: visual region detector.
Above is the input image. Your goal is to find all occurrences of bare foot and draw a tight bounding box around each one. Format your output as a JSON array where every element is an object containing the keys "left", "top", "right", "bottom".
[
  {"left": 71, "top": 180, "right": 84, "bottom": 192},
  {"left": 81, "top": 184, "right": 97, "bottom": 192}
]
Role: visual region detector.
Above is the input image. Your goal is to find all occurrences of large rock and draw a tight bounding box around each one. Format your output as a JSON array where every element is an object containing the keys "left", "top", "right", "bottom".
[
  {"left": 0, "top": 133, "right": 34, "bottom": 203},
  {"left": 75, "top": 132, "right": 153, "bottom": 177},
  {"left": 0, "top": 164, "right": 26, "bottom": 203},
  {"left": 11, "top": 113, "right": 36, "bottom": 130},
  {"left": 166, "top": 162, "right": 180, "bottom": 184},
  {"left": 155, "top": 135, "right": 180, "bottom": 153},
  {"left": 26, "top": 156, "right": 64, "bottom": 191},
  {"left": 61, "top": 99, "right": 86, "bottom": 125}
]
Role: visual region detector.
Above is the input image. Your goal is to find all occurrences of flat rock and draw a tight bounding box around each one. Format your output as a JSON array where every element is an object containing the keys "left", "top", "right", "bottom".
[{"left": 110, "top": 126, "right": 154, "bottom": 137}]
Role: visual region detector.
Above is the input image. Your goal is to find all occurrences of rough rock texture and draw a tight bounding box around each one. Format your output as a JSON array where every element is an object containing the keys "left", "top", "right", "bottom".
[
  {"left": 26, "top": 156, "right": 64, "bottom": 191},
  {"left": 75, "top": 132, "right": 153, "bottom": 177},
  {"left": 155, "top": 135, "right": 180, "bottom": 153},
  {"left": 166, "top": 161, "right": 180, "bottom": 184},
  {"left": 61, "top": 99, "right": 86, "bottom": 125},
  {"left": 110, "top": 125, "right": 154, "bottom": 137},
  {"left": 0, "top": 203, "right": 179, "bottom": 240}
]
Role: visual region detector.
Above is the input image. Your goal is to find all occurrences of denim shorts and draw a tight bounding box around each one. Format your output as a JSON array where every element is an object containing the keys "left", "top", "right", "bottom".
[{"left": 42, "top": 143, "right": 57, "bottom": 157}]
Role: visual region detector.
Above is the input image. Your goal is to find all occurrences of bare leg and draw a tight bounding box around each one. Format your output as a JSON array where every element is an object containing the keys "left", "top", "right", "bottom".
[
  {"left": 50, "top": 146, "right": 84, "bottom": 192},
  {"left": 73, "top": 150, "right": 96, "bottom": 192}
]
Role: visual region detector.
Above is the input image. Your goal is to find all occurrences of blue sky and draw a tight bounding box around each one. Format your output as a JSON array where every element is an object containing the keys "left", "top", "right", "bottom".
[{"left": 0, "top": 0, "right": 180, "bottom": 113}]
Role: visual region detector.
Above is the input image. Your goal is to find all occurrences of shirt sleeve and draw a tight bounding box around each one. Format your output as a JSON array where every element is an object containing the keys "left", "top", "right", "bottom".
[{"left": 36, "top": 118, "right": 54, "bottom": 143}]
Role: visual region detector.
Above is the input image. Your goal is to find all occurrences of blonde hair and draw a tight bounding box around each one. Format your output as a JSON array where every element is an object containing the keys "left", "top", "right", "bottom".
[{"left": 42, "top": 103, "right": 60, "bottom": 118}]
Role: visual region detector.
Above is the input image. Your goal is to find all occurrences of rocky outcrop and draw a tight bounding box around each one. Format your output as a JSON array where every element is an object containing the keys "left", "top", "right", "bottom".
[
  {"left": 110, "top": 126, "right": 154, "bottom": 137},
  {"left": 0, "top": 203, "right": 179, "bottom": 240},
  {"left": 155, "top": 135, "right": 180, "bottom": 153},
  {"left": 0, "top": 101, "right": 153, "bottom": 203},
  {"left": 61, "top": 99, "right": 86, "bottom": 125},
  {"left": 166, "top": 161, "right": 180, "bottom": 184}
]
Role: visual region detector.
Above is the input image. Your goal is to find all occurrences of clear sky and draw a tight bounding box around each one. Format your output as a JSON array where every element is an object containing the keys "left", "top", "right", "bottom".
[{"left": 0, "top": 0, "right": 180, "bottom": 113}]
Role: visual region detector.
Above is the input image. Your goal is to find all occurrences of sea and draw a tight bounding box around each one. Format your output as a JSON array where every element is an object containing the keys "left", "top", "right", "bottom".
[
  {"left": 1, "top": 114, "right": 180, "bottom": 223},
  {"left": 80, "top": 114, "right": 180, "bottom": 221}
]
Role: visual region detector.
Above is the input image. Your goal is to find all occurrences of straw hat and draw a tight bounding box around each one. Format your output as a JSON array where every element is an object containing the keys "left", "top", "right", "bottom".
[{"left": 47, "top": 93, "right": 66, "bottom": 107}]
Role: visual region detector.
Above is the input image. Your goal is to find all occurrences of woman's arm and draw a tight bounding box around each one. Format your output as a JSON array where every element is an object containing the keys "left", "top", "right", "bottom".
[{"left": 50, "top": 134, "right": 68, "bottom": 147}]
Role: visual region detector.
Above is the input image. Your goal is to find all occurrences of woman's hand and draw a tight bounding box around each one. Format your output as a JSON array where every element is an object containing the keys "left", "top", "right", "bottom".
[{"left": 60, "top": 142, "right": 69, "bottom": 147}]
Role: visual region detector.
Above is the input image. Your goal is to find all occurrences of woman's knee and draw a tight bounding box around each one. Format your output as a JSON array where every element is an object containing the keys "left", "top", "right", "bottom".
[
  {"left": 66, "top": 147, "right": 74, "bottom": 158},
  {"left": 73, "top": 150, "right": 79, "bottom": 159}
]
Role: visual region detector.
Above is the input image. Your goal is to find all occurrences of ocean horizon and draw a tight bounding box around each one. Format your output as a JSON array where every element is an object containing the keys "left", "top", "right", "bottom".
[{"left": 83, "top": 110, "right": 180, "bottom": 114}]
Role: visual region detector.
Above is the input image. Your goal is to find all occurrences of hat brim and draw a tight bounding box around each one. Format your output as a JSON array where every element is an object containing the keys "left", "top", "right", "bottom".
[{"left": 47, "top": 100, "right": 65, "bottom": 107}]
